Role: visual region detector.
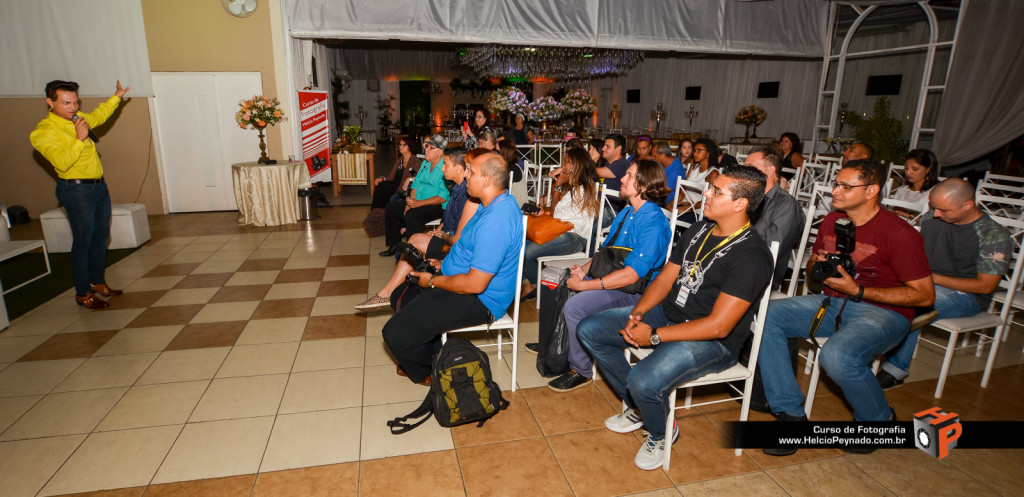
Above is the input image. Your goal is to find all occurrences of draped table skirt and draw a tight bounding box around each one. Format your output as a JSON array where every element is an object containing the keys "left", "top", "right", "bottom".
[{"left": 231, "top": 161, "right": 310, "bottom": 226}]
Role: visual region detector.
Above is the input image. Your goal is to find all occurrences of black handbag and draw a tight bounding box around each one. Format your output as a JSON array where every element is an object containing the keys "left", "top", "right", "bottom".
[{"left": 587, "top": 215, "right": 658, "bottom": 294}]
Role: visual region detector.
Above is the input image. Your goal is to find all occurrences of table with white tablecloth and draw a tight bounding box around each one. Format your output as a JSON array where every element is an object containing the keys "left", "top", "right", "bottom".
[{"left": 231, "top": 161, "right": 310, "bottom": 226}]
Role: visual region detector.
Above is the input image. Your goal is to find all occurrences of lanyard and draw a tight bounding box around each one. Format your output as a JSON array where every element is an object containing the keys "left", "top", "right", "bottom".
[{"left": 687, "top": 222, "right": 750, "bottom": 280}]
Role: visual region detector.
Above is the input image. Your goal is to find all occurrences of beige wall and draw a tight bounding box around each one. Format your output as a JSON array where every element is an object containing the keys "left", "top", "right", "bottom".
[{"left": 0, "top": 0, "right": 283, "bottom": 218}]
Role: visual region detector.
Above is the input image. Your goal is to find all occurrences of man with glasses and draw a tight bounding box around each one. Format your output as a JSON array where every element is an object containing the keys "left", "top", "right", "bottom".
[
  {"left": 578, "top": 166, "right": 773, "bottom": 470},
  {"left": 876, "top": 178, "right": 1011, "bottom": 389},
  {"left": 758, "top": 159, "right": 934, "bottom": 456},
  {"left": 380, "top": 134, "right": 451, "bottom": 257}
]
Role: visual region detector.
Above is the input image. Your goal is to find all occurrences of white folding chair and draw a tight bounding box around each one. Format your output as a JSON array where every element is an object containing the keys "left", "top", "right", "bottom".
[
  {"left": 795, "top": 162, "right": 828, "bottom": 207},
  {"left": 623, "top": 242, "right": 779, "bottom": 465},
  {"left": 919, "top": 215, "right": 1024, "bottom": 397},
  {"left": 771, "top": 184, "right": 822, "bottom": 300},
  {"left": 442, "top": 215, "right": 528, "bottom": 392},
  {"left": 881, "top": 197, "right": 926, "bottom": 228},
  {"left": 667, "top": 176, "right": 706, "bottom": 242},
  {"left": 884, "top": 164, "right": 906, "bottom": 199},
  {"left": 976, "top": 192, "right": 1024, "bottom": 221}
]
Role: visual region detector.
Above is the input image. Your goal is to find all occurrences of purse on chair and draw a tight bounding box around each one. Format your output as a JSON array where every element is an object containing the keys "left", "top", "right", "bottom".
[{"left": 526, "top": 214, "right": 574, "bottom": 244}]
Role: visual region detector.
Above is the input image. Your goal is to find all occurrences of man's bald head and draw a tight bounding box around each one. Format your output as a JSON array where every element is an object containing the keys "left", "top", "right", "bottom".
[
  {"left": 843, "top": 142, "right": 873, "bottom": 163},
  {"left": 931, "top": 178, "right": 975, "bottom": 205}
]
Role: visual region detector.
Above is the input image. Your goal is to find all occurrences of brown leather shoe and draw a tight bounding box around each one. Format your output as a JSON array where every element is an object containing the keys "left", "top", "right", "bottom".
[
  {"left": 396, "top": 365, "right": 408, "bottom": 377},
  {"left": 76, "top": 293, "right": 110, "bottom": 309},
  {"left": 417, "top": 375, "right": 432, "bottom": 386},
  {"left": 90, "top": 283, "right": 123, "bottom": 297}
]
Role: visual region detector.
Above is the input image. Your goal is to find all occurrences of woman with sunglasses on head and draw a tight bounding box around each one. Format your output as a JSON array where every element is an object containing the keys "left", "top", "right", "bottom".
[{"left": 520, "top": 147, "right": 601, "bottom": 300}]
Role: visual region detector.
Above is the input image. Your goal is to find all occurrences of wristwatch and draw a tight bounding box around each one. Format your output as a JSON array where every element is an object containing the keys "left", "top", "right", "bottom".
[{"left": 649, "top": 327, "right": 661, "bottom": 346}]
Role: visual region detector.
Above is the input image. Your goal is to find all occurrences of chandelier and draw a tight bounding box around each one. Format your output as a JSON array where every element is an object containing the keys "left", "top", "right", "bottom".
[{"left": 459, "top": 45, "right": 644, "bottom": 82}]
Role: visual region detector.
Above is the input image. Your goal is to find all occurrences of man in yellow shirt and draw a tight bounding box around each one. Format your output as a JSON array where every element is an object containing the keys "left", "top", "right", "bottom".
[{"left": 30, "top": 80, "right": 130, "bottom": 309}]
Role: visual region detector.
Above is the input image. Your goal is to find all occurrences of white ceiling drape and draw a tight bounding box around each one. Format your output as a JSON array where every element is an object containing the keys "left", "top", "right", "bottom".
[{"left": 287, "top": 0, "right": 829, "bottom": 57}]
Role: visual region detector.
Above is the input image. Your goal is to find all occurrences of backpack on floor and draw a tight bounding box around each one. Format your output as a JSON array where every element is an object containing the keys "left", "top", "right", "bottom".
[
  {"left": 387, "top": 338, "right": 509, "bottom": 434},
  {"left": 362, "top": 207, "right": 386, "bottom": 238}
]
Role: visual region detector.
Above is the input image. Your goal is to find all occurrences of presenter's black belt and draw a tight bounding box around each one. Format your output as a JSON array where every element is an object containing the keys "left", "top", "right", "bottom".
[{"left": 59, "top": 178, "right": 104, "bottom": 184}]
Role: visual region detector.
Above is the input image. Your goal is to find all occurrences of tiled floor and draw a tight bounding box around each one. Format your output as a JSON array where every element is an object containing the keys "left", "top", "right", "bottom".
[{"left": 1, "top": 206, "right": 1023, "bottom": 496}]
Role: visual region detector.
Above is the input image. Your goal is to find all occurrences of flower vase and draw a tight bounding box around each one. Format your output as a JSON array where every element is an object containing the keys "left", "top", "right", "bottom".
[
  {"left": 743, "top": 124, "right": 751, "bottom": 144},
  {"left": 752, "top": 123, "right": 759, "bottom": 139},
  {"left": 255, "top": 125, "right": 270, "bottom": 163},
  {"left": 503, "top": 112, "right": 513, "bottom": 129},
  {"left": 573, "top": 113, "right": 585, "bottom": 131}
]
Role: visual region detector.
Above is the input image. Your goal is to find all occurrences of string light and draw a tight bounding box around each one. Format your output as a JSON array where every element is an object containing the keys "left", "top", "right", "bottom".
[{"left": 459, "top": 45, "right": 643, "bottom": 82}]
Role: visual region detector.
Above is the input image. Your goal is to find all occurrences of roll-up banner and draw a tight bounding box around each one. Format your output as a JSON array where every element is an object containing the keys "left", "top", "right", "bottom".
[{"left": 297, "top": 90, "right": 331, "bottom": 182}]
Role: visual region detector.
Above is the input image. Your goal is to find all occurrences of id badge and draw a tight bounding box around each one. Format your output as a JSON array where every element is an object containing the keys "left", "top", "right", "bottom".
[{"left": 675, "top": 285, "right": 691, "bottom": 308}]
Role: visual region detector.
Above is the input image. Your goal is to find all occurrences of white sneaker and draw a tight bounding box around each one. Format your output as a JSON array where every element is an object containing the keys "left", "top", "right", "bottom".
[
  {"left": 634, "top": 421, "right": 679, "bottom": 471},
  {"left": 605, "top": 408, "right": 644, "bottom": 433}
]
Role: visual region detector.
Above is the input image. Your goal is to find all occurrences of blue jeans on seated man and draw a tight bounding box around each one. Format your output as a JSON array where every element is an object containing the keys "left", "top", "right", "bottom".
[
  {"left": 881, "top": 284, "right": 983, "bottom": 380},
  {"left": 522, "top": 233, "right": 586, "bottom": 285},
  {"left": 564, "top": 286, "right": 642, "bottom": 379},
  {"left": 578, "top": 305, "right": 734, "bottom": 440},
  {"left": 758, "top": 295, "right": 909, "bottom": 422}
]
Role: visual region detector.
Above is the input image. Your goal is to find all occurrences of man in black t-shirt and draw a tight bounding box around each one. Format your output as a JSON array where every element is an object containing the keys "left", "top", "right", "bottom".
[{"left": 578, "top": 166, "right": 773, "bottom": 471}]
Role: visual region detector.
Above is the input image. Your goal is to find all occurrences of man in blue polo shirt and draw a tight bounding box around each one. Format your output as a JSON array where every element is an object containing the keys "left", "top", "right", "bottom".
[
  {"left": 382, "top": 152, "right": 524, "bottom": 385},
  {"left": 652, "top": 141, "right": 684, "bottom": 207}
]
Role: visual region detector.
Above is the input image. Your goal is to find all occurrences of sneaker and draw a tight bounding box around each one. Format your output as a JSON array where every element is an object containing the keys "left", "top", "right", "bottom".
[
  {"left": 762, "top": 412, "right": 808, "bottom": 457},
  {"left": 605, "top": 408, "right": 644, "bottom": 433},
  {"left": 547, "top": 370, "right": 590, "bottom": 392},
  {"left": 634, "top": 423, "right": 678, "bottom": 471},
  {"left": 876, "top": 369, "right": 905, "bottom": 390},
  {"left": 354, "top": 294, "right": 390, "bottom": 311},
  {"left": 524, "top": 342, "right": 539, "bottom": 355}
]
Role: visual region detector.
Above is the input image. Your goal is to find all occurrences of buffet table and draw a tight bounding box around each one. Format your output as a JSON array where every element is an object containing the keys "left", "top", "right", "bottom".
[{"left": 231, "top": 161, "right": 310, "bottom": 226}]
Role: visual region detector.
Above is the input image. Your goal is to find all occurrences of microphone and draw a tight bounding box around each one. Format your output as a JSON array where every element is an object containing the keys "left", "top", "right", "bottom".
[{"left": 71, "top": 115, "right": 100, "bottom": 143}]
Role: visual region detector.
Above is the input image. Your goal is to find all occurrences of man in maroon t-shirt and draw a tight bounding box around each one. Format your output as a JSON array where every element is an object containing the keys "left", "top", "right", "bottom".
[{"left": 758, "top": 159, "right": 935, "bottom": 457}]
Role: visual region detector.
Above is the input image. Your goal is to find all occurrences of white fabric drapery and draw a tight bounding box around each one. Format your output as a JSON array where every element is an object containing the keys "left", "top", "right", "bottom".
[
  {"left": 933, "top": 0, "right": 1024, "bottom": 166},
  {"left": 0, "top": 0, "right": 153, "bottom": 97},
  {"left": 287, "top": 0, "right": 828, "bottom": 57}
]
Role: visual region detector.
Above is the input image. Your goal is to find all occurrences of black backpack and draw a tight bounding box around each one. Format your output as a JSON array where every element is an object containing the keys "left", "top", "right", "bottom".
[{"left": 388, "top": 338, "right": 510, "bottom": 434}]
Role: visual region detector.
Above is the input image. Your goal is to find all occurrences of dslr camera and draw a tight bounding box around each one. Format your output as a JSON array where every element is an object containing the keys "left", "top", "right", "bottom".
[
  {"left": 396, "top": 242, "right": 437, "bottom": 286},
  {"left": 311, "top": 155, "right": 328, "bottom": 171},
  {"left": 812, "top": 217, "right": 857, "bottom": 281}
]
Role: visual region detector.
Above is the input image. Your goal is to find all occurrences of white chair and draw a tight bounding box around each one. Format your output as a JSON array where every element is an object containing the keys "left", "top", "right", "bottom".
[
  {"left": 623, "top": 242, "right": 779, "bottom": 465},
  {"left": 881, "top": 197, "right": 926, "bottom": 227},
  {"left": 772, "top": 183, "right": 822, "bottom": 300},
  {"left": 919, "top": 215, "right": 1024, "bottom": 397},
  {"left": 976, "top": 192, "right": 1024, "bottom": 221},
  {"left": 442, "top": 215, "right": 528, "bottom": 392},
  {"left": 794, "top": 162, "right": 828, "bottom": 207},
  {"left": 668, "top": 176, "right": 706, "bottom": 241}
]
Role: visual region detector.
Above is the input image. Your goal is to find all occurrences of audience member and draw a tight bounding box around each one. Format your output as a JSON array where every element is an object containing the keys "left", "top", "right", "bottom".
[
  {"left": 512, "top": 112, "right": 535, "bottom": 145},
  {"left": 676, "top": 138, "right": 694, "bottom": 169},
  {"left": 363, "top": 136, "right": 421, "bottom": 237},
  {"left": 759, "top": 160, "right": 934, "bottom": 456},
  {"left": 878, "top": 178, "right": 1011, "bottom": 389},
  {"left": 778, "top": 132, "right": 804, "bottom": 180},
  {"left": 382, "top": 152, "right": 524, "bottom": 385},
  {"left": 380, "top": 134, "right": 451, "bottom": 257},
  {"left": 890, "top": 148, "right": 940, "bottom": 215},
  {"left": 544, "top": 160, "right": 671, "bottom": 392},
  {"left": 630, "top": 135, "right": 653, "bottom": 162},
  {"left": 842, "top": 141, "right": 873, "bottom": 164},
  {"left": 578, "top": 165, "right": 773, "bottom": 470},
  {"left": 745, "top": 147, "right": 806, "bottom": 289},
  {"left": 461, "top": 106, "right": 492, "bottom": 150},
  {"left": 651, "top": 141, "right": 684, "bottom": 207}
]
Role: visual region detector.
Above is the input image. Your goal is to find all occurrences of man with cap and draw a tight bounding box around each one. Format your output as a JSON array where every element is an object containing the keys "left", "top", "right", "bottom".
[{"left": 381, "top": 134, "right": 451, "bottom": 257}]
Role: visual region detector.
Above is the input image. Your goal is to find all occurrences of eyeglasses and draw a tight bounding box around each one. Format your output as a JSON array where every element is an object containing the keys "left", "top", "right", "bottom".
[
  {"left": 831, "top": 180, "right": 870, "bottom": 192},
  {"left": 707, "top": 185, "right": 734, "bottom": 198}
]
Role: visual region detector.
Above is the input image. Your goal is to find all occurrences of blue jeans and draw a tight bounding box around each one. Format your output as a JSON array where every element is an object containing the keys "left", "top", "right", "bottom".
[
  {"left": 881, "top": 285, "right": 982, "bottom": 379},
  {"left": 564, "top": 287, "right": 642, "bottom": 378},
  {"left": 758, "top": 295, "right": 909, "bottom": 421},
  {"left": 522, "top": 233, "right": 585, "bottom": 285},
  {"left": 578, "top": 305, "right": 734, "bottom": 440},
  {"left": 55, "top": 181, "right": 112, "bottom": 295}
]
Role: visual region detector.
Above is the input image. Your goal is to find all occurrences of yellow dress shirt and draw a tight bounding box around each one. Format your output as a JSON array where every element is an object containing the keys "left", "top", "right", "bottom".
[{"left": 29, "top": 96, "right": 122, "bottom": 179}]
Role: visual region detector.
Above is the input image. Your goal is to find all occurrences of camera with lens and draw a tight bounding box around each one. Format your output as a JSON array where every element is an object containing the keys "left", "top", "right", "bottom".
[
  {"left": 812, "top": 217, "right": 857, "bottom": 281},
  {"left": 397, "top": 242, "right": 437, "bottom": 286},
  {"left": 311, "top": 155, "right": 328, "bottom": 171},
  {"left": 397, "top": 189, "right": 412, "bottom": 199}
]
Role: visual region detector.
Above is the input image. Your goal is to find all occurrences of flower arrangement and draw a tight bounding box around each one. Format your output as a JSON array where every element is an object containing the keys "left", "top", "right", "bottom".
[
  {"left": 560, "top": 88, "right": 597, "bottom": 114},
  {"left": 735, "top": 105, "right": 767, "bottom": 126},
  {"left": 527, "top": 96, "right": 565, "bottom": 122},
  {"left": 236, "top": 95, "right": 285, "bottom": 129},
  {"left": 486, "top": 86, "right": 528, "bottom": 115}
]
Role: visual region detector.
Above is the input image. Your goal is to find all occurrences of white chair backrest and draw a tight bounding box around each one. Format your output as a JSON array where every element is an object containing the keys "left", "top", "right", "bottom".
[
  {"left": 885, "top": 164, "right": 907, "bottom": 198},
  {"left": 989, "top": 216, "right": 1024, "bottom": 308},
  {"left": 668, "top": 175, "right": 706, "bottom": 229},
  {"left": 516, "top": 144, "right": 536, "bottom": 164},
  {"left": 537, "top": 144, "right": 563, "bottom": 168},
  {"left": 595, "top": 184, "right": 620, "bottom": 249},
  {"left": 799, "top": 183, "right": 835, "bottom": 295},
  {"left": 795, "top": 162, "right": 828, "bottom": 205},
  {"left": 880, "top": 197, "right": 927, "bottom": 227},
  {"left": 977, "top": 193, "right": 1024, "bottom": 221}
]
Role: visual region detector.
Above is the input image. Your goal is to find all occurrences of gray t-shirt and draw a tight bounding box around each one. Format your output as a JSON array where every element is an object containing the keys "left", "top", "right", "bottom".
[{"left": 921, "top": 212, "right": 1012, "bottom": 309}]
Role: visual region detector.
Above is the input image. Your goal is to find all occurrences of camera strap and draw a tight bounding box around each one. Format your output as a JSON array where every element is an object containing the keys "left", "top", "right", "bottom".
[{"left": 808, "top": 294, "right": 851, "bottom": 350}]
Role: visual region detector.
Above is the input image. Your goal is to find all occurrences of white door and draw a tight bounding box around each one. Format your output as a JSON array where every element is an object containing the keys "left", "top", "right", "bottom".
[{"left": 151, "top": 72, "right": 263, "bottom": 212}]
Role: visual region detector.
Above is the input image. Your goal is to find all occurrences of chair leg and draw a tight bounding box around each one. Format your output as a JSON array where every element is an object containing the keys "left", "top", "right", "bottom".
[
  {"left": 935, "top": 331, "right": 959, "bottom": 399},
  {"left": 982, "top": 325, "right": 1005, "bottom": 389},
  {"left": 803, "top": 349, "right": 815, "bottom": 375},
  {"left": 511, "top": 328, "right": 518, "bottom": 393},
  {"left": 806, "top": 354, "right": 823, "bottom": 418},
  {"left": 663, "top": 389, "right": 677, "bottom": 470}
]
